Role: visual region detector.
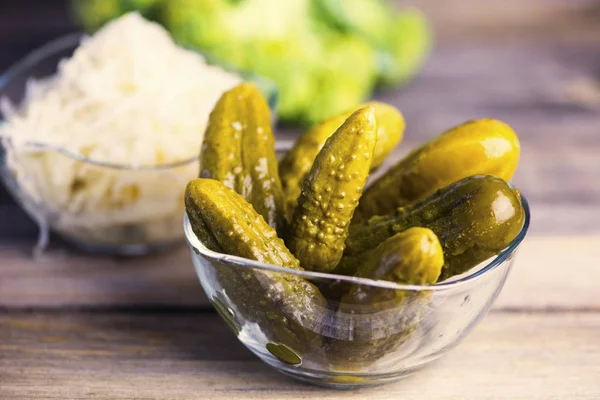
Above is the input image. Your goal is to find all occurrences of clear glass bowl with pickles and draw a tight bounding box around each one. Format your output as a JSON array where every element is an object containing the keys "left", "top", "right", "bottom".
[{"left": 184, "top": 83, "right": 530, "bottom": 388}]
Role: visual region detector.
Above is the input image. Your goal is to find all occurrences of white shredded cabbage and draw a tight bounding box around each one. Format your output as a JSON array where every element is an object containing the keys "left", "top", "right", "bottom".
[{"left": 0, "top": 13, "right": 241, "bottom": 248}]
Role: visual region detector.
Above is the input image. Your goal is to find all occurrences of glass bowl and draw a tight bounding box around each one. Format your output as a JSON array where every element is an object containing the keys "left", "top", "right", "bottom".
[
  {"left": 0, "top": 33, "right": 277, "bottom": 256},
  {"left": 184, "top": 194, "right": 530, "bottom": 389}
]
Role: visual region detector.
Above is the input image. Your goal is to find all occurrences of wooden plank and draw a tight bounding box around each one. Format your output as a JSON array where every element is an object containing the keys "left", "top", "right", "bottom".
[
  {"left": 401, "top": 0, "right": 600, "bottom": 43},
  {"left": 0, "top": 311, "right": 598, "bottom": 399},
  {"left": 0, "top": 244, "right": 205, "bottom": 308},
  {"left": 1, "top": 236, "right": 599, "bottom": 311},
  {"left": 496, "top": 237, "right": 600, "bottom": 310}
]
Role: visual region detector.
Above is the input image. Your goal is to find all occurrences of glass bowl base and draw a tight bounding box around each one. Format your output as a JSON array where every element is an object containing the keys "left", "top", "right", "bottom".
[{"left": 273, "top": 363, "right": 425, "bottom": 389}]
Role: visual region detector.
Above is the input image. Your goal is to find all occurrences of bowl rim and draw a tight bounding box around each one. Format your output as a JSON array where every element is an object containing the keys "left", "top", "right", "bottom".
[
  {"left": 184, "top": 191, "right": 531, "bottom": 292},
  {"left": 0, "top": 32, "right": 279, "bottom": 171}
]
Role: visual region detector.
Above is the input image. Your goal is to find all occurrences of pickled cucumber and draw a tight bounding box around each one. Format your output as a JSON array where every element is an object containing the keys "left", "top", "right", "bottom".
[
  {"left": 325, "top": 228, "right": 443, "bottom": 368},
  {"left": 279, "top": 102, "right": 404, "bottom": 219},
  {"left": 341, "top": 175, "right": 525, "bottom": 281},
  {"left": 355, "top": 118, "right": 520, "bottom": 220},
  {"left": 287, "top": 106, "right": 377, "bottom": 272},
  {"left": 200, "top": 82, "right": 286, "bottom": 233},
  {"left": 342, "top": 227, "right": 443, "bottom": 305},
  {"left": 185, "top": 178, "right": 326, "bottom": 355}
]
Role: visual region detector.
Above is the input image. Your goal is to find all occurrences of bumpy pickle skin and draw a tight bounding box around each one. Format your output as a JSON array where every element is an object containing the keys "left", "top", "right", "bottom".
[
  {"left": 325, "top": 228, "right": 443, "bottom": 369},
  {"left": 199, "top": 82, "right": 286, "bottom": 233},
  {"left": 185, "top": 178, "right": 326, "bottom": 355},
  {"left": 340, "top": 175, "right": 525, "bottom": 281},
  {"left": 287, "top": 106, "right": 377, "bottom": 273},
  {"left": 279, "top": 102, "right": 404, "bottom": 220},
  {"left": 355, "top": 118, "right": 520, "bottom": 220}
]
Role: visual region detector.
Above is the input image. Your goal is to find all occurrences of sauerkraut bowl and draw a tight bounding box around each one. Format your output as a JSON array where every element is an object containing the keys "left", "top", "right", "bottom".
[{"left": 0, "top": 17, "right": 277, "bottom": 256}]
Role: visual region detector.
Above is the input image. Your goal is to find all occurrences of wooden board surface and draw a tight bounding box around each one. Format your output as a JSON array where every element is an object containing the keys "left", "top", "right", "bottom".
[
  {"left": 1, "top": 312, "right": 599, "bottom": 399},
  {"left": 1, "top": 1, "right": 600, "bottom": 399}
]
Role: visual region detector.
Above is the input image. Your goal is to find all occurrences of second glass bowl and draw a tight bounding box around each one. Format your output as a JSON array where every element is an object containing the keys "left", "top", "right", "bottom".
[{"left": 0, "top": 33, "right": 277, "bottom": 255}]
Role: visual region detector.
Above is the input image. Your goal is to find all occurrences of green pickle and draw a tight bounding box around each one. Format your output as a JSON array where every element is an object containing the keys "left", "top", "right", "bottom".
[
  {"left": 200, "top": 82, "right": 286, "bottom": 233},
  {"left": 342, "top": 227, "right": 443, "bottom": 304},
  {"left": 355, "top": 118, "right": 521, "bottom": 220},
  {"left": 341, "top": 175, "right": 525, "bottom": 281},
  {"left": 185, "top": 178, "right": 326, "bottom": 356},
  {"left": 325, "top": 227, "right": 444, "bottom": 368},
  {"left": 279, "top": 102, "right": 404, "bottom": 220},
  {"left": 287, "top": 106, "right": 377, "bottom": 273}
]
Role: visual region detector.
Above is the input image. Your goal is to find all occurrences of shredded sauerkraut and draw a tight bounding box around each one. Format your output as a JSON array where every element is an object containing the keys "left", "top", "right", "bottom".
[{"left": 0, "top": 13, "right": 241, "bottom": 250}]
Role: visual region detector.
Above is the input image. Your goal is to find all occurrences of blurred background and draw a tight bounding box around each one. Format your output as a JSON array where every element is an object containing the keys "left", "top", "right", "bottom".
[
  {"left": 0, "top": 0, "right": 599, "bottom": 241},
  {"left": 1, "top": 4, "right": 598, "bottom": 397}
]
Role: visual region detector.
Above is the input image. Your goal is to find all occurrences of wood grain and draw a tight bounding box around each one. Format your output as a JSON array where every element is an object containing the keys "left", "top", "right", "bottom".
[
  {"left": 497, "top": 237, "right": 600, "bottom": 311},
  {"left": 0, "top": 311, "right": 598, "bottom": 399},
  {"left": 0, "top": 244, "right": 204, "bottom": 308},
  {"left": 2, "top": 236, "right": 600, "bottom": 310}
]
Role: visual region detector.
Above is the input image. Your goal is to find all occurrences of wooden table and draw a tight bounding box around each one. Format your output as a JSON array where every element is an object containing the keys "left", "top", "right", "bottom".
[{"left": 1, "top": 1, "right": 600, "bottom": 398}]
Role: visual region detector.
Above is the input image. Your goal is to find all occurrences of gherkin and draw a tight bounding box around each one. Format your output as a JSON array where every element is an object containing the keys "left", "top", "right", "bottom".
[
  {"left": 200, "top": 82, "right": 286, "bottom": 234},
  {"left": 341, "top": 175, "right": 525, "bottom": 281},
  {"left": 342, "top": 227, "right": 443, "bottom": 305},
  {"left": 355, "top": 118, "right": 521, "bottom": 221},
  {"left": 287, "top": 106, "right": 377, "bottom": 273},
  {"left": 325, "top": 227, "right": 444, "bottom": 369},
  {"left": 185, "top": 178, "right": 326, "bottom": 357},
  {"left": 279, "top": 101, "right": 404, "bottom": 220}
]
